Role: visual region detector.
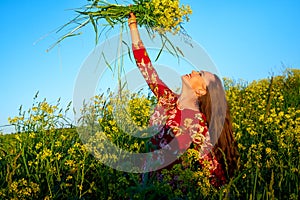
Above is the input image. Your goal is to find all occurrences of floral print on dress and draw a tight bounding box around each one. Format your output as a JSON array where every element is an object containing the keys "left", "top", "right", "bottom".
[{"left": 132, "top": 41, "right": 226, "bottom": 187}]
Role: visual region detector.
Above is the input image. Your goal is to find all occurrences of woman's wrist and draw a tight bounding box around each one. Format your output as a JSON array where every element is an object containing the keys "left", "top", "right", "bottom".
[
  {"left": 129, "top": 23, "right": 137, "bottom": 30},
  {"left": 128, "top": 18, "right": 137, "bottom": 26},
  {"left": 128, "top": 20, "right": 137, "bottom": 30}
]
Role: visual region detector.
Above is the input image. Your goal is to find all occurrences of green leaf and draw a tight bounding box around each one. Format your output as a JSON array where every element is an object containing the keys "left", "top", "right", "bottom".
[
  {"left": 46, "top": 33, "right": 82, "bottom": 52},
  {"left": 154, "top": 39, "right": 166, "bottom": 62},
  {"left": 105, "top": 16, "right": 115, "bottom": 27},
  {"left": 122, "top": 40, "right": 134, "bottom": 63},
  {"left": 102, "top": 52, "right": 113, "bottom": 72},
  {"left": 48, "top": 19, "right": 89, "bottom": 52},
  {"left": 89, "top": 15, "right": 99, "bottom": 44}
]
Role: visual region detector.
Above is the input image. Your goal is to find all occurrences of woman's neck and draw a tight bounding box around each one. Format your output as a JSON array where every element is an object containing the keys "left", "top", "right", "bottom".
[
  {"left": 177, "top": 93, "right": 199, "bottom": 111},
  {"left": 178, "top": 78, "right": 200, "bottom": 111}
]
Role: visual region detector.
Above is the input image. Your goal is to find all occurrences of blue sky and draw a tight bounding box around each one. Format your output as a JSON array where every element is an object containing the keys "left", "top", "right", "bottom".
[{"left": 1, "top": 0, "right": 300, "bottom": 133}]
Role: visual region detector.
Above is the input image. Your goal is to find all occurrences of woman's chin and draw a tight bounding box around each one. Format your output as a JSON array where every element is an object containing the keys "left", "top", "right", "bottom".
[{"left": 181, "top": 76, "right": 189, "bottom": 84}]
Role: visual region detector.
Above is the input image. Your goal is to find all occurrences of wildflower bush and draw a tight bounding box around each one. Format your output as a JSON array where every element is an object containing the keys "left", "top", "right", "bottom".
[
  {"left": 0, "top": 69, "right": 299, "bottom": 199},
  {"left": 223, "top": 68, "right": 300, "bottom": 200}
]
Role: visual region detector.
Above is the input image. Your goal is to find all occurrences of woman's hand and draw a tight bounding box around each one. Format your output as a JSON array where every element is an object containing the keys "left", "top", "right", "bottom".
[
  {"left": 128, "top": 12, "right": 137, "bottom": 30},
  {"left": 128, "top": 12, "right": 141, "bottom": 44}
]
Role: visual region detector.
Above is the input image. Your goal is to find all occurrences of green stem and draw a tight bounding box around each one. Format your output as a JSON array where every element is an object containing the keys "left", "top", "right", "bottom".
[
  {"left": 117, "top": 25, "right": 124, "bottom": 96},
  {"left": 21, "top": 143, "right": 30, "bottom": 180},
  {"left": 79, "top": 153, "right": 86, "bottom": 198},
  {"left": 253, "top": 166, "right": 258, "bottom": 200}
]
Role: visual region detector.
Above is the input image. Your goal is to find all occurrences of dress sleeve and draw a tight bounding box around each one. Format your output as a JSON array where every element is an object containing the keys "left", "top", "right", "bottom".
[{"left": 132, "top": 41, "right": 174, "bottom": 100}]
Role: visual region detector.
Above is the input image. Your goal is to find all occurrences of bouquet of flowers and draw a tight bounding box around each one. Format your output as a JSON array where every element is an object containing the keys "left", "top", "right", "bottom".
[{"left": 50, "top": 0, "right": 192, "bottom": 50}]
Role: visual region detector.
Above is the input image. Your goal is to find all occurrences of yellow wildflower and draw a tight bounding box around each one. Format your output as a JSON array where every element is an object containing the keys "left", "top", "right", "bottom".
[
  {"left": 66, "top": 175, "right": 73, "bottom": 181},
  {"left": 55, "top": 153, "right": 62, "bottom": 160},
  {"left": 41, "top": 148, "right": 52, "bottom": 160},
  {"left": 265, "top": 147, "right": 272, "bottom": 155},
  {"left": 77, "top": 184, "right": 83, "bottom": 191},
  {"left": 35, "top": 142, "right": 43, "bottom": 150},
  {"left": 29, "top": 132, "right": 36, "bottom": 138}
]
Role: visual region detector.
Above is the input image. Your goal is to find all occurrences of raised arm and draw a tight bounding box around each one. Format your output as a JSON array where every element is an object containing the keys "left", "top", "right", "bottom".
[{"left": 128, "top": 13, "right": 174, "bottom": 100}]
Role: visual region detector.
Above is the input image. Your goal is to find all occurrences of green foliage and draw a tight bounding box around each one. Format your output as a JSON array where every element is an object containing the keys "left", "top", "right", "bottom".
[
  {"left": 0, "top": 69, "right": 299, "bottom": 199},
  {"left": 224, "top": 68, "right": 300, "bottom": 199},
  {"left": 50, "top": 0, "right": 192, "bottom": 51}
]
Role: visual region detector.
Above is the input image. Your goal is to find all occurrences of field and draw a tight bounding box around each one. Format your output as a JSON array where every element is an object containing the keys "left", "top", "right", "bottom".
[{"left": 0, "top": 69, "right": 299, "bottom": 199}]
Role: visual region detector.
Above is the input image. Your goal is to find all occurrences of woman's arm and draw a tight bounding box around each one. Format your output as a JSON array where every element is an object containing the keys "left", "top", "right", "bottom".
[
  {"left": 128, "top": 13, "right": 174, "bottom": 100},
  {"left": 128, "top": 13, "right": 141, "bottom": 46}
]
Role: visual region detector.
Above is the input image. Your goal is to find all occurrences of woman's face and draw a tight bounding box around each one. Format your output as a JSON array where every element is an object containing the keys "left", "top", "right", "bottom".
[{"left": 181, "top": 70, "right": 215, "bottom": 96}]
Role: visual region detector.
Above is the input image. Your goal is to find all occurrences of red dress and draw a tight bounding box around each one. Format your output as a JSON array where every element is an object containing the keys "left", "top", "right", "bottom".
[{"left": 132, "top": 41, "right": 226, "bottom": 187}]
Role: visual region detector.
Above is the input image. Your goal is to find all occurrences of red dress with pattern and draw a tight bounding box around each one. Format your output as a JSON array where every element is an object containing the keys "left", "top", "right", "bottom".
[{"left": 132, "top": 41, "right": 226, "bottom": 187}]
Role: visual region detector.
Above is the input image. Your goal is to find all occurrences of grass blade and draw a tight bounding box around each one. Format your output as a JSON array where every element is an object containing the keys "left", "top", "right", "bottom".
[{"left": 89, "top": 15, "right": 99, "bottom": 44}]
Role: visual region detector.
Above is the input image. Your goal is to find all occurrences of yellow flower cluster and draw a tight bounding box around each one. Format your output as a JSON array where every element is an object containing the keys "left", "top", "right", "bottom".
[
  {"left": 8, "top": 116, "right": 24, "bottom": 124},
  {"left": 224, "top": 69, "right": 300, "bottom": 189},
  {"left": 1, "top": 100, "right": 97, "bottom": 198},
  {"left": 41, "top": 148, "right": 52, "bottom": 160},
  {"left": 9, "top": 178, "right": 40, "bottom": 199},
  {"left": 148, "top": 0, "right": 192, "bottom": 34},
  {"left": 7, "top": 96, "right": 69, "bottom": 133},
  {"left": 128, "top": 94, "right": 152, "bottom": 128}
]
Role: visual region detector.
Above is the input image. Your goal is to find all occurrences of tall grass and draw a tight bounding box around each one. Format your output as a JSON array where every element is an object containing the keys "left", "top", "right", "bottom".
[{"left": 0, "top": 68, "right": 299, "bottom": 199}]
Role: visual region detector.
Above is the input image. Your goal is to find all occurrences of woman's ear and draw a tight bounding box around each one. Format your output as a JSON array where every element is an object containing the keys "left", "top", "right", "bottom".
[{"left": 196, "top": 88, "right": 207, "bottom": 97}]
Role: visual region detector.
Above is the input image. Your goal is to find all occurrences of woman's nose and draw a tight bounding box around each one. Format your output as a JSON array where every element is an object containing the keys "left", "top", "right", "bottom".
[{"left": 191, "top": 70, "right": 198, "bottom": 75}]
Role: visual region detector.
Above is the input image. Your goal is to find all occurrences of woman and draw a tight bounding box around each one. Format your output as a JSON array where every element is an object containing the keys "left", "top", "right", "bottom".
[{"left": 128, "top": 13, "right": 239, "bottom": 187}]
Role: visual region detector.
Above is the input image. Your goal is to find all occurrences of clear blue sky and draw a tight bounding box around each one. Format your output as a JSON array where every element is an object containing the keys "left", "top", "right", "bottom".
[{"left": 1, "top": 0, "right": 300, "bottom": 133}]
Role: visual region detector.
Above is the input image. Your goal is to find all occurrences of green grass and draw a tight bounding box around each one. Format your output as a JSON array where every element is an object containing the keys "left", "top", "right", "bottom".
[{"left": 0, "top": 68, "right": 299, "bottom": 199}]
